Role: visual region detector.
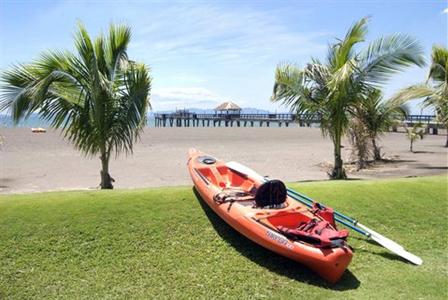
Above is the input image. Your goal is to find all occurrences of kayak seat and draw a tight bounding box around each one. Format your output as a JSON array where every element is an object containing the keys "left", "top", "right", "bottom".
[
  {"left": 213, "top": 188, "right": 255, "bottom": 205},
  {"left": 255, "top": 180, "right": 287, "bottom": 208}
]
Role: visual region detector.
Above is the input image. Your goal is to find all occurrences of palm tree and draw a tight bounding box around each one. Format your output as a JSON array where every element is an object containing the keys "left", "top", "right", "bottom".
[
  {"left": 392, "top": 45, "right": 448, "bottom": 147},
  {"left": 0, "top": 23, "right": 152, "bottom": 189},
  {"left": 272, "top": 17, "right": 425, "bottom": 179},
  {"left": 355, "top": 89, "right": 408, "bottom": 160},
  {"left": 406, "top": 123, "right": 425, "bottom": 152}
]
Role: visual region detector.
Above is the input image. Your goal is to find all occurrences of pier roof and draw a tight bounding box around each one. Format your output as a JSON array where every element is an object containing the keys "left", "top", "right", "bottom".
[{"left": 215, "top": 101, "right": 241, "bottom": 111}]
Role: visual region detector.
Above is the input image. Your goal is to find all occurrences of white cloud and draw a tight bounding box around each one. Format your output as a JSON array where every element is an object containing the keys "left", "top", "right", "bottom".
[
  {"left": 443, "top": 8, "right": 448, "bottom": 14},
  {"left": 151, "top": 87, "right": 234, "bottom": 111},
  {"left": 127, "top": 4, "right": 328, "bottom": 111},
  {"left": 130, "top": 5, "right": 327, "bottom": 65}
]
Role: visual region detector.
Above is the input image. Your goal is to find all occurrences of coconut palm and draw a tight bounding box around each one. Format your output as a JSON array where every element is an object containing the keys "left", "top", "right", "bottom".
[
  {"left": 355, "top": 89, "right": 408, "bottom": 160},
  {"left": 347, "top": 117, "right": 371, "bottom": 169},
  {"left": 0, "top": 23, "right": 152, "bottom": 189},
  {"left": 406, "top": 123, "right": 425, "bottom": 152},
  {"left": 392, "top": 45, "right": 448, "bottom": 146},
  {"left": 272, "top": 17, "right": 425, "bottom": 179}
]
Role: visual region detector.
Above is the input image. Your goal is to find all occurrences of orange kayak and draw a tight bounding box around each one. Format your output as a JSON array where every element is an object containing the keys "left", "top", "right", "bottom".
[{"left": 187, "top": 148, "right": 353, "bottom": 283}]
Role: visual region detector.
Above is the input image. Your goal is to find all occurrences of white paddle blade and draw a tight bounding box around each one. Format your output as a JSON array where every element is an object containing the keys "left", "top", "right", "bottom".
[
  {"left": 357, "top": 223, "right": 404, "bottom": 250},
  {"left": 227, "top": 161, "right": 266, "bottom": 182},
  {"left": 370, "top": 234, "right": 423, "bottom": 265}
]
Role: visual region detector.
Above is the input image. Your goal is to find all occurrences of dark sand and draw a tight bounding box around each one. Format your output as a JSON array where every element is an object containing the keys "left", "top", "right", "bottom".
[{"left": 0, "top": 127, "right": 447, "bottom": 193}]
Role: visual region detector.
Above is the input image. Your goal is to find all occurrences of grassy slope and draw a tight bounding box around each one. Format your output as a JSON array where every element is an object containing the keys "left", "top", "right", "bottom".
[{"left": 0, "top": 176, "right": 447, "bottom": 299}]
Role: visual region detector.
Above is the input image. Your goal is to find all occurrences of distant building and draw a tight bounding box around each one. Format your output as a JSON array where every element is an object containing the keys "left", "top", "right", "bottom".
[{"left": 215, "top": 101, "right": 241, "bottom": 116}]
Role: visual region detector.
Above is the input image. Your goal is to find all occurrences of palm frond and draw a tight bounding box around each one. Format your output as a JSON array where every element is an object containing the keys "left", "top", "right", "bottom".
[
  {"left": 108, "top": 63, "right": 151, "bottom": 156},
  {"left": 106, "top": 24, "right": 131, "bottom": 81},
  {"left": 0, "top": 64, "right": 37, "bottom": 122},
  {"left": 272, "top": 63, "right": 312, "bottom": 111},
  {"left": 428, "top": 45, "right": 448, "bottom": 83},
  {"left": 327, "top": 17, "right": 369, "bottom": 71},
  {"left": 389, "top": 84, "right": 435, "bottom": 105},
  {"left": 359, "top": 34, "right": 425, "bottom": 84}
]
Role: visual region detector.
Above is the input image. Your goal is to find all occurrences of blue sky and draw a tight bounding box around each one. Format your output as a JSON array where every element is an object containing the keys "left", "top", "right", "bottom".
[{"left": 0, "top": 0, "right": 446, "bottom": 113}]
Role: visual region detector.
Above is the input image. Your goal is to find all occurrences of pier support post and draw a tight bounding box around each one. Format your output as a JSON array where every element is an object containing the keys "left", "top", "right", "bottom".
[{"left": 433, "top": 127, "right": 438, "bottom": 135}]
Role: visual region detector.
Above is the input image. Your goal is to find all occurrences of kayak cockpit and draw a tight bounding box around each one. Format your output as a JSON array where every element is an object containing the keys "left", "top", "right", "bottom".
[
  {"left": 196, "top": 165, "right": 292, "bottom": 209},
  {"left": 255, "top": 210, "right": 350, "bottom": 248},
  {"left": 195, "top": 165, "right": 256, "bottom": 191}
]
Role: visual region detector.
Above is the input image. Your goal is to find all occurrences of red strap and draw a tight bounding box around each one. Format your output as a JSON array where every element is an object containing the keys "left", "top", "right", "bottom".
[{"left": 277, "top": 218, "right": 348, "bottom": 248}]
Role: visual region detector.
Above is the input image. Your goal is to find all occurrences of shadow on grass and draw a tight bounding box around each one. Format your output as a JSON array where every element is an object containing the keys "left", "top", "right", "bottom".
[
  {"left": 295, "top": 178, "right": 363, "bottom": 183},
  {"left": 353, "top": 237, "right": 417, "bottom": 265},
  {"left": 193, "top": 187, "right": 360, "bottom": 291}
]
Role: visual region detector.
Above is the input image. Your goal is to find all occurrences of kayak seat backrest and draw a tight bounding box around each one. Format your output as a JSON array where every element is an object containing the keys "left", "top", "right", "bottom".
[{"left": 255, "top": 180, "right": 287, "bottom": 208}]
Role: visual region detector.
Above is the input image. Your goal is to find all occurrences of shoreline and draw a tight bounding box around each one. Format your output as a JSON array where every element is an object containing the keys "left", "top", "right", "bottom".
[
  {"left": 2, "top": 174, "right": 446, "bottom": 196},
  {"left": 1, "top": 127, "right": 447, "bottom": 194}
]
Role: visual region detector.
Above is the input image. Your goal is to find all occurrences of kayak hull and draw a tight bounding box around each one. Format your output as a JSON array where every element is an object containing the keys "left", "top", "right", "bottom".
[{"left": 187, "top": 149, "right": 353, "bottom": 283}]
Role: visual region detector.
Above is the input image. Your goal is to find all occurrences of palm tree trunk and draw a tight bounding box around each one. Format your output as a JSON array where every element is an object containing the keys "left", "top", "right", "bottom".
[
  {"left": 445, "top": 126, "right": 448, "bottom": 147},
  {"left": 100, "top": 151, "right": 114, "bottom": 189},
  {"left": 410, "top": 140, "right": 413, "bottom": 152},
  {"left": 372, "top": 138, "right": 381, "bottom": 161},
  {"left": 331, "top": 135, "right": 346, "bottom": 179}
]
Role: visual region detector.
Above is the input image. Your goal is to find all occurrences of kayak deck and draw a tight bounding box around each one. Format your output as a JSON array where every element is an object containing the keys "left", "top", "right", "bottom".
[{"left": 188, "top": 149, "right": 353, "bottom": 283}]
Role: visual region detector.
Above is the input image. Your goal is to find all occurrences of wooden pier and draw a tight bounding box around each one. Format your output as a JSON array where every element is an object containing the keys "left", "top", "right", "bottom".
[
  {"left": 154, "top": 111, "right": 442, "bottom": 134},
  {"left": 401, "top": 115, "right": 443, "bottom": 135},
  {"left": 154, "top": 112, "right": 321, "bottom": 128}
]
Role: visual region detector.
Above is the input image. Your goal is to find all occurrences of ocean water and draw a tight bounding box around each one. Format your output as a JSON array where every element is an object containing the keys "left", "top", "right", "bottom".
[
  {"left": 0, "top": 114, "right": 310, "bottom": 128},
  {"left": 0, "top": 114, "right": 156, "bottom": 128}
]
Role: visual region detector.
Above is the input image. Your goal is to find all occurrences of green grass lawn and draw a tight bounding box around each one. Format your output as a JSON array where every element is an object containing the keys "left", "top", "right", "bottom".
[{"left": 1, "top": 176, "right": 447, "bottom": 299}]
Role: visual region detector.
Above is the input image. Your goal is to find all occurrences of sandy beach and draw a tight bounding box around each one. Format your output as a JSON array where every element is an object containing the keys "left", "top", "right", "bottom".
[{"left": 0, "top": 127, "right": 446, "bottom": 193}]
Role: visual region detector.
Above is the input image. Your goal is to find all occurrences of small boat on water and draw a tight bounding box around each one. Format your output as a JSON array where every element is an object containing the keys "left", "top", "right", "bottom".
[
  {"left": 31, "top": 127, "right": 46, "bottom": 133},
  {"left": 187, "top": 148, "right": 353, "bottom": 283}
]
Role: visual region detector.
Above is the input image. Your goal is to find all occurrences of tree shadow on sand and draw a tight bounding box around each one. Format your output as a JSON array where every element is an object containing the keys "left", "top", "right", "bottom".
[
  {"left": 411, "top": 151, "right": 435, "bottom": 154},
  {"left": 416, "top": 166, "right": 448, "bottom": 170},
  {"left": 192, "top": 188, "right": 360, "bottom": 291}
]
